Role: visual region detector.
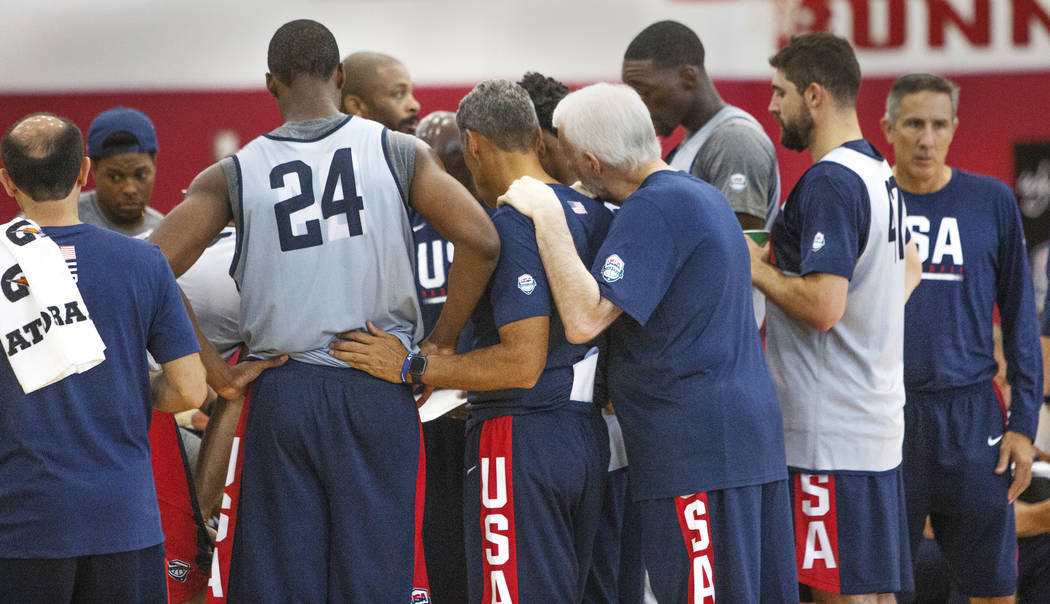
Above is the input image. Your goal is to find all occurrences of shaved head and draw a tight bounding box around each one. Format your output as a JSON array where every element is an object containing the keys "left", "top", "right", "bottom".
[
  {"left": 342, "top": 52, "right": 402, "bottom": 98},
  {"left": 340, "top": 51, "right": 420, "bottom": 133}
]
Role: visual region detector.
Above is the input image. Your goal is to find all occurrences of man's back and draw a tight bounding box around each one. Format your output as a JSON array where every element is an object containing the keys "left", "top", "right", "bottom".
[
  {"left": 0, "top": 223, "right": 198, "bottom": 558},
  {"left": 467, "top": 184, "right": 612, "bottom": 418},
  {"left": 767, "top": 140, "right": 907, "bottom": 472},
  {"left": 595, "top": 169, "right": 786, "bottom": 499},
  {"left": 227, "top": 114, "right": 420, "bottom": 364}
]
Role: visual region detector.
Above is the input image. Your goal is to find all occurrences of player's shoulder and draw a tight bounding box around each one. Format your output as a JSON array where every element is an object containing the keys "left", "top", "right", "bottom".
[
  {"left": 952, "top": 168, "right": 1014, "bottom": 200},
  {"left": 707, "top": 115, "right": 775, "bottom": 151},
  {"left": 549, "top": 183, "right": 613, "bottom": 219}
]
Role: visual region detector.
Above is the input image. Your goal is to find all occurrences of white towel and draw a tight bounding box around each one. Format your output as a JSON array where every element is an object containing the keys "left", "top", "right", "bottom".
[{"left": 1, "top": 218, "right": 106, "bottom": 393}]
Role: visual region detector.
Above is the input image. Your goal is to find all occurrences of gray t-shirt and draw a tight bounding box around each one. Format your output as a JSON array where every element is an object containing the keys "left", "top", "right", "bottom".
[
  {"left": 669, "top": 105, "right": 780, "bottom": 226},
  {"left": 77, "top": 190, "right": 165, "bottom": 237}
]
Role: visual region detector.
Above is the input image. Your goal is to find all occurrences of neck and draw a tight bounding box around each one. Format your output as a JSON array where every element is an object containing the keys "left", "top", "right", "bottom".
[
  {"left": 278, "top": 82, "right": 343, "bottom": 123},
  {"left": 486, "top": 152, "right": 555, "bottom": 207},
  {"left": 894, "top": 164, "right": 953, "bottom": 195},
  {"left": 19, "top": 194, "right": 81, "bottom": 227},
  {"left": 808, "top": 108, "right": 863, "bottom": 163},
  {"left": 681, "top": 78, "right": 725, "bottom": 135},
  {"left": 606, "top": 159, "right": 669, "bottom": 202}
]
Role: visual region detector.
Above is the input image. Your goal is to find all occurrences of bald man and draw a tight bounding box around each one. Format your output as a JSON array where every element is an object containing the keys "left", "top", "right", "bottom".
[{"left": 341, "top": 51, "right": 421, "bottom": 134}]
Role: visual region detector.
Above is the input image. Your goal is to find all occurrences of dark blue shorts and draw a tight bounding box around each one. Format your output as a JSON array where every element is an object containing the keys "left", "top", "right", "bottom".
[
  {"left": 0, "top": 543, "right": 166, "bottom": 603},
  {"left": 789, "top": 467, "right": 913, "bottom": 595},
  {"left": 639, "top": 479, "right": 797, "bottom": 604},
  {"left": 227, "top": 361, "right": 427, "bottom": 603},
  {"left": 903, "top": 383, "right": 1016, "bottom": 598},
  {"left": 464, "top": 404, "right": 608, "bottom": 604},
  {"left": 584, "top": 466, "right": 645, "bottom": 604}
]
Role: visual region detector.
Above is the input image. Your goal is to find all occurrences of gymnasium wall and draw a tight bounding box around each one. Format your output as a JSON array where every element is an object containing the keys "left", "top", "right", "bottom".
[{"left": 2, "top": 0, "right": 1050, "bottom": 233}]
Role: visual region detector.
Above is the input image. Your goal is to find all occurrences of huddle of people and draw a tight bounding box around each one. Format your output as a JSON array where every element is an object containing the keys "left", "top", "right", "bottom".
[{"left": 0, "top": 15, "right": 1045, "bottom": 604}]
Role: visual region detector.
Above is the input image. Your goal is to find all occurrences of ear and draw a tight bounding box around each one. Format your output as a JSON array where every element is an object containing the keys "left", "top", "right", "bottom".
[
  {"left": 879, "top": 116, "right": 894, "bottom": 144},
  {"left": 342, "top": 94, "right": 367, "bottom": 117},
  {"left": 465, "top": 130, "right": 483, "bottom": 161},
  {"left": 333, "top": 66, "right": 346, "bottom": 92},
  {"left": 678, "top": 65, "right": 700, "bottom": 90},
  {"left": 77, "top": 157, "right": 91, "bottom": 188},
  {"left": 804, "top": 82, "right": 823, "bottom": 109},
  {"left": 0, "top": 168, "right": 18, "bottom": 199},
  {"left": 582, "top": 151, "right": 602, "bottom": 178},
  {"left": 265, "top": 73, "right": 278, "bottom": 99}
]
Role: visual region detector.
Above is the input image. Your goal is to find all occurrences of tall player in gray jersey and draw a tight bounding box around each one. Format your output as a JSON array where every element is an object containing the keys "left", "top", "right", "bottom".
[
  {"left": 748, "top": 33, "right": 921, "bottom": 603},
  {"left": 149, "top": 19, "right": 498, "bottom": 602},
  {"left": 622, "top": 20, "right": 780, "bottom": 230}
]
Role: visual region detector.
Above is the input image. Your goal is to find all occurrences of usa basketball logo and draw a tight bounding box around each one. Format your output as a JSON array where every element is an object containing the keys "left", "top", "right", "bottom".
[
  {"left": 812, "top": 232, "right": 826, "bottom": 252},
  {"left": 167, "top": 559, "right": 191, "bottom": 582},
  {"left": 601, "top": 254, "right": 624, "bottom": 283},
  {"left": 517, "top": 273, "right": 536, "bottom": 295},
  {"left": 411, "top": 588, "right": 432, "bottom": 603}
]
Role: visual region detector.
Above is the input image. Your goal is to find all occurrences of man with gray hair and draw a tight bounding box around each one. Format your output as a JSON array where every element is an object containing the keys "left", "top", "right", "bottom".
[
  {"left": 881, "top": 73, "right": 1039, "bottom": 603},
  {"left": 331, "top": 79, "right": 613, "bottom": 603},
  {"left": 499, "top": 82, "right": 797, "bottom": 603}
]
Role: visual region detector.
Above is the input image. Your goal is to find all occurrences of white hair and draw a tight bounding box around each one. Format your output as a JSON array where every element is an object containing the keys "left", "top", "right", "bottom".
[{"left": 551, "top": 83, "right": 661, "bottom": 172}]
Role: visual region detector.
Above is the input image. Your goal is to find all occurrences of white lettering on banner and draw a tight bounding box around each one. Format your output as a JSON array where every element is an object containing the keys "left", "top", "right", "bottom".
[
  {"left": 481, "top": 457, "right": 506, "bottom": 508},
  {"left": 780, "top": 0, "right": 1050, "bottom": 52}
]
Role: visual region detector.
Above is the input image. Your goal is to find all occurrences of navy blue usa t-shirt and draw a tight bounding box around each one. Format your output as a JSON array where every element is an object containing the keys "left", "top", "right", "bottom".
[
  {"left": 468, "top": 184, "right": 613, "bottom": 423},
  {"left": 904, "top": 169, "right": 1042, "bottom": 439},
  {"left": 593, "top": 170, "right": 787, "bottom": 499},
  {"left": 0, "top": 224, "right": 200, "bottom": 558}
]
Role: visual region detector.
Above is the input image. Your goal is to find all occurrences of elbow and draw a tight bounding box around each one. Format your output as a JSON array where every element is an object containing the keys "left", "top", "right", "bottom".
[
  {"left": 510, "top": 356, "right": 546, "bottom": 389},
  {"left": 173, "top": 379, "right": 209, "bottom": 413},
  {"left": 807, "top": 306, "right": 845, "bottom": 332},
  {"left": 565, "top": 326, "right": 596, "bottom": 345}
]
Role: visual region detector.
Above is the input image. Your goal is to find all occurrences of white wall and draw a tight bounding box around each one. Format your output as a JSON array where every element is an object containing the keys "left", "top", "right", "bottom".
[{"left": 1, "top": 0, "right": 1049, "bottom": 92}]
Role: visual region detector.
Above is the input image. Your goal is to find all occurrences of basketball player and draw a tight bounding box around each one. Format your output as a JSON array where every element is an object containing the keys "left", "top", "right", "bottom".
[
  {"left": 622, "top": 20, "right": 780, "bottom": 229},
  {"left": 148, "top": 19, "right": 498, "bottom": 602},
  {"left": 340, "top": 51, "right": 420, "bottom": 135},
  {"left": 80, "top": 107, "right": 165, "bottom": 236},
  {"left": 748, "top": 33, "right": 922, "bottom": 602},
  {"left": 331, "top": 79, "right": 612, "bottom": 604},
  {"left": 881, "top": 73, "right": 1039, "bottom": 603},
  {"left": 498, "top": 82, "right": 797, "bottom": 603}
]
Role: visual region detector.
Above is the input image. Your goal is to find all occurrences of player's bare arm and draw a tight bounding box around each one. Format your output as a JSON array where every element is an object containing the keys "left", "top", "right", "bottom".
[
  {"left": 149, "top": 164, "right": 231, "bottom": 277},
  {"left": 746, "top": 236, "right": 848, "bottom": 331},
  {"left": 499, "top": 176, "right": 622, "bottom": 343},
  {"left": 151, "top": 352, "right": 208, "bottom": 413},
  {"left": 150, "top": 165, "right": 287, "bottom": 399},
  {"left": 410, "top": 140, "right": 499, "bottom": 350},
  {"left": 330, "top": 317, "right": 548, "bottom": 391}
]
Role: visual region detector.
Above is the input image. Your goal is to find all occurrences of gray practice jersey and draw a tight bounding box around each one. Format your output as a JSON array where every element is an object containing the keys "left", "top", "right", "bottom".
[
  {"left": 77, "top": 190, "right": 164, "bottom": 237},
  {"left": 223, "top": 114, "right": 421, "bottom": 367},
  {"left": 669, "top": 105, "right": 780, "bottom": 227}
]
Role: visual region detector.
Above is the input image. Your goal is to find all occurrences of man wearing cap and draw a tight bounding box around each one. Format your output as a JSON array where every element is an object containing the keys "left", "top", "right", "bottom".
[{"left": 80, "top": 107, "right": 164, "bottom": 237}]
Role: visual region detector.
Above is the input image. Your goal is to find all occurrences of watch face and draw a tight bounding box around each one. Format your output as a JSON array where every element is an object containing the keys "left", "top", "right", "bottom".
[{"left": 409, "top": 354, "right": 427, "bottom": 377}]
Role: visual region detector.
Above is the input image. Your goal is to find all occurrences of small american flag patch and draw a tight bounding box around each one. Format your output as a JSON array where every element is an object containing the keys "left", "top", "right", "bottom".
[
  {"left": 60, "top": 245, "right": 78, "bottom": 282},
  {"left": 570, "top": 201, "right": 587, "bottom": 215}
]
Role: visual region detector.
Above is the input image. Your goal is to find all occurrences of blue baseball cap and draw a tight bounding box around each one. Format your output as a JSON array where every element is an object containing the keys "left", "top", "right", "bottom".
[{"left": 86, "top": 107, "right": 158, "bottom": 159}]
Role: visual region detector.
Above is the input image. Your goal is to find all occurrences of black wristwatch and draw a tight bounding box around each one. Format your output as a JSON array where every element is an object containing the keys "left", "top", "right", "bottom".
[{"left": 408, "top": 353, "right": 428, "bottom": 384}]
